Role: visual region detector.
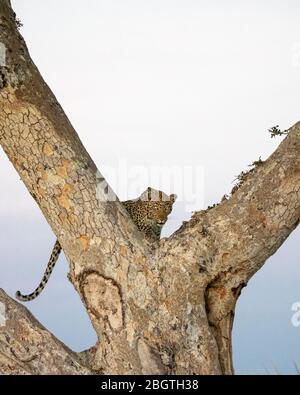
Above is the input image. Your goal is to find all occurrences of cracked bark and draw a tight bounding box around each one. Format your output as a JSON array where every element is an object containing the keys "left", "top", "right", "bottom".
[
  {"left": 0, "top": 0, "right": 299, "bottom": 375},
  {"left": 0, "top": 289, "right": 92, "bottom": 374}
]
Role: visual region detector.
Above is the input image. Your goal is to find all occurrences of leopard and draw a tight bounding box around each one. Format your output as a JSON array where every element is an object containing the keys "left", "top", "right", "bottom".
[
  {"left": 15, "top": 187, "right": 176, "bottom": 302},
  {"left": 123, "top": 187, "right": 177, "bottom": 242}
]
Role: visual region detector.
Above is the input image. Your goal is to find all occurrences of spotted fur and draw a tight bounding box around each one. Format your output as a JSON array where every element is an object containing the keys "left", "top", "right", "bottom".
[
  {"left": 16, "top": 240, "right": 62, "bottom": 302},
  {"left": 15, "top": 187, "right": 176, "bottom": 302},
  {"left": 123, "top": 187, "right": 177, "bottom": 242}
]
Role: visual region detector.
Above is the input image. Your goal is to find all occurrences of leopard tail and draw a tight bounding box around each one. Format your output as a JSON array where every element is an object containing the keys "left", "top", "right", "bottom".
[{"left": 15, "top": 240, "right": 62, "bottom": 302}]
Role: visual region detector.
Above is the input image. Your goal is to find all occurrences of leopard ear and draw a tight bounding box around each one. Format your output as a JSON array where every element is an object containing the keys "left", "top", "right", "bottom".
[
  {"left": 139, "top": 187, "right": 153, "bottom": 201},
  {"left": 170, "top": 194, "right": 177, "bottom": 203},
  {"left": 147, "top": 187, "right": 152, "bottom": 201}
]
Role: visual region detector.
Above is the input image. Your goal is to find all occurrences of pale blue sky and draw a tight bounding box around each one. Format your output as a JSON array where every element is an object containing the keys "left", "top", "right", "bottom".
[{"left": 0, "top": 0, "right": 300, "bottom": 374}]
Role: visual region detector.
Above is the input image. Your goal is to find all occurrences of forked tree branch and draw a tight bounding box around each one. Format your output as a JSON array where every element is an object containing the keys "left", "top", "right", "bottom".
[{"left": 0, "top": 0, "right": 299, "bottom": 375}]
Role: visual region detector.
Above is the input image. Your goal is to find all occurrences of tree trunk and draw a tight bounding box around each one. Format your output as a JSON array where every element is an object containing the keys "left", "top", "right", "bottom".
[{"left": 0, "top": 0, "right": 299, "bottom": 375}]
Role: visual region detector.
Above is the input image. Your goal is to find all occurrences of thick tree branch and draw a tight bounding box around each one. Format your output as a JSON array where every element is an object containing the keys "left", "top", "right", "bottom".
[
  {"left": 0, "top": 0, "right": 146, "bottom": 249},
  {"left": 159, "top": 123, "right": 300, "bottom": 372},
  {"left": 0, "top": 289, "right": 92, "bottom": 374},
  {"left": 167, "top": 122, "right": 300, "bottom": 289}
]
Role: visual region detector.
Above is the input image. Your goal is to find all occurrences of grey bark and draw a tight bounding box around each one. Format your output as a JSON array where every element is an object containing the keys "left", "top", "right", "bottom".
[
  {"left": 0, "top": 289, "right": 92, "bottom": 374},
  {"left": 0, "top": 0, "right": 299, "bottom": 375}
]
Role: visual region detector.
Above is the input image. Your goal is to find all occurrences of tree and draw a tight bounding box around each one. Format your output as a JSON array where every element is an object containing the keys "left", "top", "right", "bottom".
[{"left": 0, "top": 0, "right": 299, "bottom": 375}]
